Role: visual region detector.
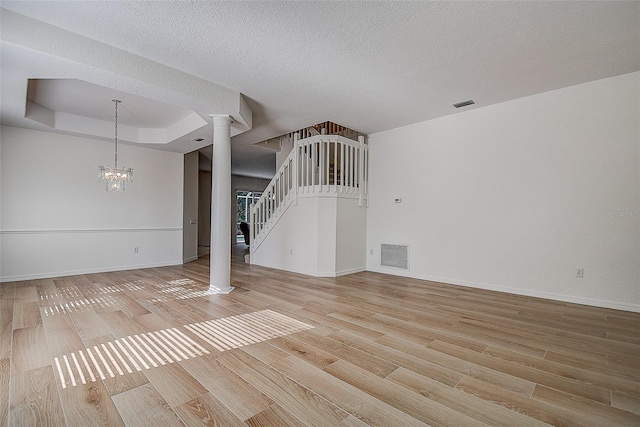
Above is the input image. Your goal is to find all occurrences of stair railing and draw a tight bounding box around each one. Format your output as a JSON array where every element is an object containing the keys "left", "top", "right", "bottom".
[{"left": 250, "top": 134, "right": 368, "bottom": 250}]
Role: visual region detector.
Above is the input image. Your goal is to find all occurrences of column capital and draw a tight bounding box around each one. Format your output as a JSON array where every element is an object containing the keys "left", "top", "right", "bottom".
[{"left": 210, "top": 114, "right": 233, "bottom": 123}]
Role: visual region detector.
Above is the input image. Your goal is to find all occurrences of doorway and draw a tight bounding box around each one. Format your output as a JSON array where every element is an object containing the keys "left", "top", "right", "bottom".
[{"left": 236, "top": 191, "right": 262, "bottom": 243}]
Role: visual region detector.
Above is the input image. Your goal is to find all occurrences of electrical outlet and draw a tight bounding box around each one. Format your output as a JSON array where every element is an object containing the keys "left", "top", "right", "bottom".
[
  {"left": 576, "top": 268, "right": 583, "bottom": 278},
  {"left": 134, "top": 247, "right": 139, "bottom": 254}
]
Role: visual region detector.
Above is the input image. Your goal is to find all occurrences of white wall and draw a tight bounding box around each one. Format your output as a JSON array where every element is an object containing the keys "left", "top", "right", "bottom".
[
  {"left": 336, "top": 197, "right": 367, "bottom": 275},
  {"left": 0, "top": 126, "right": 184, "bottom": 281},
  {"left": 251, "top": 197, "right": 320, "bottom": 275},
  {"left": 366, "top": 72, "right": 640, "bottom": 312},
  {"left": 251, "top": 195, "right": 367, "bottom": 277},
  {"left": 198, "top": 170, "right": 212, "bottom": 249},
  {"left": 183, "top": 151, "right": 199, "bottom": 262}
]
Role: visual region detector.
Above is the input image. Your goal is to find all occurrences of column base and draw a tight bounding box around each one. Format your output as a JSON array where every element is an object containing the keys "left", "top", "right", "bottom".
[{"left": 208, "top": 285, "right": 235, "bottom": 294}]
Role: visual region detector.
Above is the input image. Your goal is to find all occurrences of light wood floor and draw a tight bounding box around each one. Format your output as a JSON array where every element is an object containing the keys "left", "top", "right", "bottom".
[{"left": 1, "top": 245, "right": 639, "bottom": 426}]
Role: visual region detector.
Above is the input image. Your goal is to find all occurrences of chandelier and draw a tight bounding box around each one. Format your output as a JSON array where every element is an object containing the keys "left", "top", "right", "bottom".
[{"left": 98, "top": 99, "right": 133, "bottom": 191}]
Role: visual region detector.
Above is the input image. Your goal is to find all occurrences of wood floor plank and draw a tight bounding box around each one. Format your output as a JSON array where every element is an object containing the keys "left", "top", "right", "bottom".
[
  {"left": 329, "top": 329, "right": 464, "bottom": 387},
  {"left": 298, "top": 309, "right": 384, "bottom": 339},
  {"left": 457, "top": 316, "right": 619, "bottom": 367},
  {"left": 135, "top": 299, "right": 197, "bottom": 328},
  {"left": 336, "top": 415, "right": 371, "bottom": 427},
  {"left": 180, "top": 355, "right": 273, "bottom": 421},
  {"left": 0, "top": 300, "right": 14, "bottom": 360},
  {"left": 485, "top": 345, "right": 640, "bottom": 398},
  {"left": 9, "top": 366, "right": 66, "bottom": 426},
  {"left": 0, "top": 358, "right": 9, "bottom": 426},
  {"left": 268, "top": 334, "right": 339, "bottom": 369},
  {"left": 271, "top": 354, "right": 427, "bottom": 427},
  {"left": 142, "top": 361, "right": 208, "bottom": 408},
  {"left": 111, "top": 383, "right": 184, "bottom": 427},
  {"left": 56, "top": 378, "right": 125, "bottom": 426},
  {"left": 456, "top": 375, "right": 589, "bottom": 426},
  {"left": 246, "top": 403, "right": 308, "bottom": 427},
  {"left": 0, "top": 282, "right": 16, "bottom": 301},
  {"left": 242, "top": 341, "right": 290, "bottom": 366},
  {"left": 371, "top": 312, "right": 490, "bottom": 353},
  {"left": 219, "top": 349, "right": 349, "bottom": 426},
  {"left": 12, "top": 301, "right": 42, "bottom": 329},
  {"left": 41, "top": 310, "right": 85, "bottom": 356},
  {"left": 612, "top": 391, "right": 640, "bottom": 415},
  {"left": 99, "top": 309, "right": 147, "bottom": 338},
  {"left": 293, "top": 330, "right": 398, "bottom": 378},
  {"left": 70, "top": 310, "right": 113, "bottom": 343},
  {"left": 329, "top": 310, "right": 435, "bottom": 346},
  {"left": 133, "top": 311, "right": 180, "bottom": 331},
  {"left": 376, "top": 334, "right": 536, "bottom": 395},
  {"left": 11, "top": 325, "right": 49, "bottom": 373},
  {"left": 86, "top": 334, "right": 150, "bottom": 396},
  {"left": 168, "top": 295, "right": 237, "bottom": 321},
  {"left": 429, "top": 339, "right": 613, "bottom": 404},
  {"left": 531, "top": 384, "right": 640, "bottom": 426},
  {"left": 386, "top": 367, "right": 547, "bottom": 426},
  {"left": 14, "top": 284, "right": 38, "bottom": 304},
  {"left": 174, "top": 392, "right": 246, "bottom": 427},
  {"left": 324, "top": 359, "right": 489, "bottom": 427}
]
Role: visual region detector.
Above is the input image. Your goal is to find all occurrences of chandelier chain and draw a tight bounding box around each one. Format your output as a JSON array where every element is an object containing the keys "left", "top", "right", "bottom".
[{"left": 113, "top": 99, "right": 120, "bottom": 169}]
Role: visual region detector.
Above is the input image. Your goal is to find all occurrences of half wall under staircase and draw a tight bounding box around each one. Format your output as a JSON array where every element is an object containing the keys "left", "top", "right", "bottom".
[{"left": 250, "top": 134, "right": 368, "bottom": 277}]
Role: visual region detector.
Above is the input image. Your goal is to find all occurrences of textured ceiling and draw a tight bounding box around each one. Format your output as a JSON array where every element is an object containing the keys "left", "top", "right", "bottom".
[{"left": 1, "top": 1, "right": 639, "bottom": 179}]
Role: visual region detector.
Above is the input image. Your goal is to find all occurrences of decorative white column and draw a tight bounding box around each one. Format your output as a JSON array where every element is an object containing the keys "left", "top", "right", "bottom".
[{"left": 209, "top": 115, "right": 234, "bottom": 293}]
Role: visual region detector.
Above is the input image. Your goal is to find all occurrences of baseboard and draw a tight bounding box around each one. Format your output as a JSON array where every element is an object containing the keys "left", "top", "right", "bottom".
[
  {"left": 183, "top": 256, "right": 199, "bottom": 263},
  {"left": 0, "top": 260, "right": 184, "bottom": 283},
  {"left": 250, "top": 259, "right": 365, "bottom": 278},
  {"left": 366, "top": 267, "right": 640, "bottom": 313},
  {"left": 250, "top": 260, "right": 321, "bottom": 277},
  {"left": 335, "top": 267, "right": 366, "bottom": 277}
]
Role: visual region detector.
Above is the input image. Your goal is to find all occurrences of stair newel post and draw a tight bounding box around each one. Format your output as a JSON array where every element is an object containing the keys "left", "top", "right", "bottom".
[
  {"left": 293, "top": 133, "right": 299, "bottom": 206},
  {"left": 358, "top": 135, "right": 365, "bottom": 207},
  {"left": 340, "top": 138, "right": 345, "bottom": 194},
  {"left": 250, "top": 201, "right": 254, "bottom": 248},
  {"left": 334, "top": 137, "right": 339, "bottom": 193}
]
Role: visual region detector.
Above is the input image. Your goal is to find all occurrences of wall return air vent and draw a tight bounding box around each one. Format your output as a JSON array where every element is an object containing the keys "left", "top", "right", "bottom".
[{"left": 381, "top": 244, "right": 409, "bottom": 270}]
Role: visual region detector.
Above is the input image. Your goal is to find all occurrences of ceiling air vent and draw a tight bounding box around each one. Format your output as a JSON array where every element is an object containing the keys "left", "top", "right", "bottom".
[{"left": 453, "top": 99, "right": 476, "bottom": 109}]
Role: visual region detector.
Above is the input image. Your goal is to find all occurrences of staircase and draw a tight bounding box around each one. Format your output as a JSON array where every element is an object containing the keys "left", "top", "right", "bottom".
[
  {"left": 253, "top": 121, "right": 367, "bottom": 153},
  {"left": 249, "top": 132, "right": 369, "bottom": 277}
]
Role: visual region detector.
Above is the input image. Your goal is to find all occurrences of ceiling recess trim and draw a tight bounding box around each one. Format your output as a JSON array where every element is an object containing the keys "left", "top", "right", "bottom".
[{"left": 1, "top": 9, "right": 252, "bottom": 148}]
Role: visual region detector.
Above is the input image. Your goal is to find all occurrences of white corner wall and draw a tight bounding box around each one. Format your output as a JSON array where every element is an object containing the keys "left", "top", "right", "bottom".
[
  {"left": 251, "top": 197, "right": 320, "bottom": 276},
  {"left": 251, "top": 195, "right": 366, "bottom": 277},
  {"left": 336, "top": 197, "right": 367, "bottom": 275},
  {"left": 366, "top": 72, "right": 640, "bottom": 312},
  {"left": 183, "top": 151, "right": 199, "bottom": 263},
  {"left": 0, "top": 126, "right": 184, "bottom": 281}
]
